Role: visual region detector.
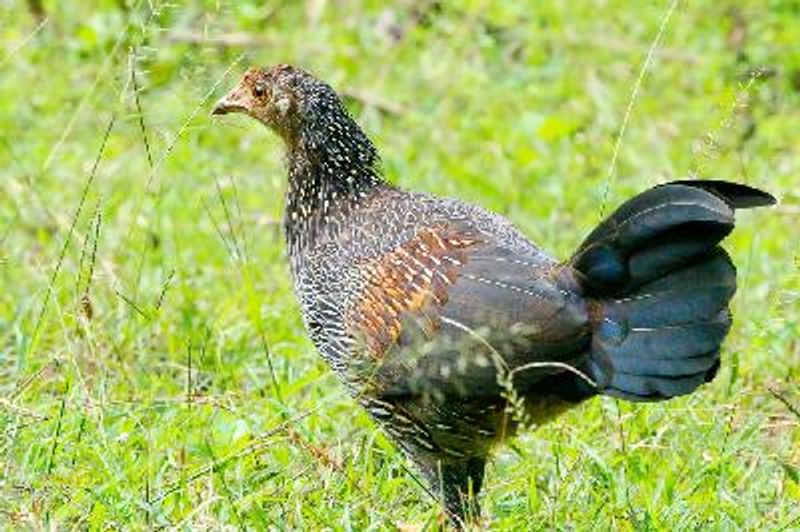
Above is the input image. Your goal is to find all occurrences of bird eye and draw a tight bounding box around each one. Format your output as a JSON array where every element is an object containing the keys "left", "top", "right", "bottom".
[{"left": 254, "top": 81, "right": 267, "bottom": 98}]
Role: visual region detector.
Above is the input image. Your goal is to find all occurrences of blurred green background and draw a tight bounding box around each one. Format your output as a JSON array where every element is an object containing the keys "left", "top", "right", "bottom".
[{"left": 1, "top": 0, "right": 798, "bottom": 529}]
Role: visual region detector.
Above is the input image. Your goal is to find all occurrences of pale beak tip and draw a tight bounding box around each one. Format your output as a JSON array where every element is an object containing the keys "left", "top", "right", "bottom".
[{"left": 211, "top": 100, "right": 230, "bottom": 116}]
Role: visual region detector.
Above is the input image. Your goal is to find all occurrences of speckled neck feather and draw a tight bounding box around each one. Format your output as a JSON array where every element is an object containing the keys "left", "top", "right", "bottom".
[{"left": 283, "top": 88, "right": 387, "bottom": 254}]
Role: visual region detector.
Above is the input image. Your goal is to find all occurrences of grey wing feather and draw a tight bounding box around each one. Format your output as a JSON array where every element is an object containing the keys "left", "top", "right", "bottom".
[{"left": 377, "top": 242, "right": 591, "bottom": 399}]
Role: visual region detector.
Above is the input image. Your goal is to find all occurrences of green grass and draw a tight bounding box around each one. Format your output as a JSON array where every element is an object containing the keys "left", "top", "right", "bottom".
[{"left": 1, "top": 0, "right": 799, "bottom": 529}]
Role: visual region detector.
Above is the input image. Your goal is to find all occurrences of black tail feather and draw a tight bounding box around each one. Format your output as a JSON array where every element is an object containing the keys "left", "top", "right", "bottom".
[
  {"left": 569, "top": 180, "right": 772, "bottom": 402},
  {"left": 666, "top": 180, "right": 776, "bottom": 208}
]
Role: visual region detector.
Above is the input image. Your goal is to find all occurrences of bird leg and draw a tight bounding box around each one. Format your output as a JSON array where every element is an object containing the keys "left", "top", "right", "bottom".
[{"left": 416, "top": 455, "right": 486, "bottom": 528}]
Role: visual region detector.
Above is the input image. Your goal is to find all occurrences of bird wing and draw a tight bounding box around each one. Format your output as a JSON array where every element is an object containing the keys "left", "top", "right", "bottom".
[{"left": 345, "top": 223, "right": 591, "bottom": 399}]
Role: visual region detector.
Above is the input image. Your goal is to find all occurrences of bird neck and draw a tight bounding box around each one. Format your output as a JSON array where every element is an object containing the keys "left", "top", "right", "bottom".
[{"left": 283, "top": 110, "right": 387, "bottom": 255}]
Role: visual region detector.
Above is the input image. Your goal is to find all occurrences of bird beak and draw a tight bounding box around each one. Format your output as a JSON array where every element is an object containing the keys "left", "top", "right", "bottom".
[{"left": 212, "top": 84, "right": 250, "bottom": 116}]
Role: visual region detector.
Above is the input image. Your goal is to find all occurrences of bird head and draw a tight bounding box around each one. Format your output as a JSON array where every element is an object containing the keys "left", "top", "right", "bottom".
[{"left": 212, "top": 64, "right": 337, "bottom": 142}]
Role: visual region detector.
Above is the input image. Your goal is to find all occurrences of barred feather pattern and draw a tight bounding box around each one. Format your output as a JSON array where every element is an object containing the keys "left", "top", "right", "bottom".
[{"left": 289, "top": 187, "right": 555, "bottom": 391}]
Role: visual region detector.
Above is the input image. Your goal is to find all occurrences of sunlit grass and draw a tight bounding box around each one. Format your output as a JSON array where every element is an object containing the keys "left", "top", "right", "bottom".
[{"left": 1, "top": 1, "right": 798, "bottom": 529}]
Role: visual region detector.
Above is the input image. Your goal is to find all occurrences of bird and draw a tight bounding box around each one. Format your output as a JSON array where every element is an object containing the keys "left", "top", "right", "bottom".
[{"left": 212, "top": 64, "right": 775, "bottom": 526}]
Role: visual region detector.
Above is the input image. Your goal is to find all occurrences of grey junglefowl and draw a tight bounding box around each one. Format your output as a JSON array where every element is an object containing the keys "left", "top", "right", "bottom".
[{"left": 212, "top": 64, "right": 775, "bottom": 526}]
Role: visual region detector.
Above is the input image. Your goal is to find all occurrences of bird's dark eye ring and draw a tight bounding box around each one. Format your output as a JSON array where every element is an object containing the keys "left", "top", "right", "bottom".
[{"left": 254, "top": 82, "right": 267, "bottom": 97}]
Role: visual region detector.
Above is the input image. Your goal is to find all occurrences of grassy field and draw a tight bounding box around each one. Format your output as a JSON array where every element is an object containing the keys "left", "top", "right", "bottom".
[{"left": 1, "top": 0, "right": 799, "bottom": 529}]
